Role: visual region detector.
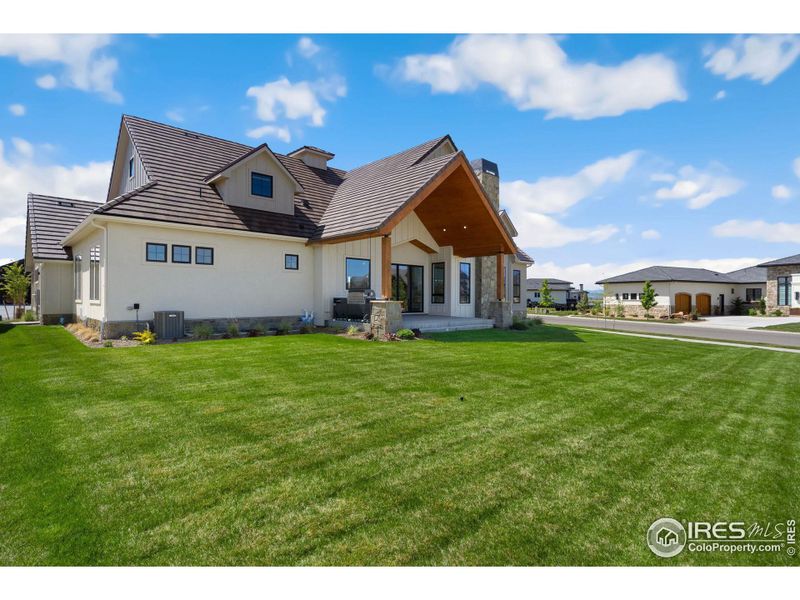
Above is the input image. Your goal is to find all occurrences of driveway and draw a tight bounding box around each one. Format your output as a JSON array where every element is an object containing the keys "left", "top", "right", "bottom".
[
  {"left": 536, "top": 315, "right": 800, "bottom": 348},
  {"left": 690, "top": 315, "right": 800, "bottom": 330}
]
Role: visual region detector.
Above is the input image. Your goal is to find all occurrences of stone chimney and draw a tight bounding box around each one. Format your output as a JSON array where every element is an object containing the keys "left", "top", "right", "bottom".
[
  {"left": 471, "top": 158, "right": 500, "bottom": 209},
  {"left": 471, "top": 158, "right": 507, "bottom": 322}
]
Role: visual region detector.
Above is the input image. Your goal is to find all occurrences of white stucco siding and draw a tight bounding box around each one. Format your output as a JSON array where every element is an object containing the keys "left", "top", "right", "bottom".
[
  {"left": 525, "top": 288, "right": 568, "bottom": 305},
  {"left": 449, "top": 255, "right": 475, "bottom": 318},
  {"left": 105, "top": 221, "right": 313, "bottom": 322},
  {"left": 71, "top": 227, "right": 105, "bottom": 322},
  {"left": 602, "top": 281, "right": 748, "bottom": 312},
  {"left": 215, "top": 152, "right": 296, "bottom": 215}
]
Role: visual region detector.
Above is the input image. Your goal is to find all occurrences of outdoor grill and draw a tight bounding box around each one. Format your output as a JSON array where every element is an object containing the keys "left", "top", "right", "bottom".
[{"left": 333, "top": 290, "right": 375, "bottom": 321}]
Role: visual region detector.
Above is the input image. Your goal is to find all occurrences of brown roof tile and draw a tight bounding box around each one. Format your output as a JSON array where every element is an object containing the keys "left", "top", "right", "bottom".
[{"left": 27, "top": 194, "right": 102, "bottom": 260}]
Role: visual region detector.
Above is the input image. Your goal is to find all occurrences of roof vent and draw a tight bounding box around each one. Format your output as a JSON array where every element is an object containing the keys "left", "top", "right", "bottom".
[
  {"left": 288, "top": 145, "right": 334, "bottom": 170},
  {"left": 57, "top": 201, "right": 75, "bottom": 207}
]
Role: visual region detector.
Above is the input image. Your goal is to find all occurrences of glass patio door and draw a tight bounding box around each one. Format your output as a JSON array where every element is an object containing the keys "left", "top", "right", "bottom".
[{"left": 391, "top": 264, "right": 424, "bottom": 313}]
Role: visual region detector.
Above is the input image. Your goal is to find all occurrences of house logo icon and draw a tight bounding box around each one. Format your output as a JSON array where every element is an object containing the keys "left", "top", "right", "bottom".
[{"left": 647, "top": 518, "right": 687, "bottom": 558}]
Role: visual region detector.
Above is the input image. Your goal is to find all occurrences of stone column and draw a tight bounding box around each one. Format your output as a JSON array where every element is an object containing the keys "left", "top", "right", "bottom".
[
  {"left": 487, "top": 299, "right": 513, "bottom": 329},
  {"left": 370, "top": 300, "right": 403, "bottom": 337}
]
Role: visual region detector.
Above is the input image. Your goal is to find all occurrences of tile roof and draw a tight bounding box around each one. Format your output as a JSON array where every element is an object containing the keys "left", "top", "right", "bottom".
[
  {"left": 526, "top": 277, "right": 572, "bottom": 288},
  {"left": 27, "top": 194, "right": 102, "bottom": 260},
  {"left": 758, "top": 254, "right": 800, "bottom": 267},
  {"left": 96, "top": 116, "right": 458, "bottom": 243},
  {"left": 515, "top": 249, "right": 534, "bottom": 264},
  {"left": 725, "top": 265, "right": 767, "bottom": 283},
  {"left": 596, "top": 265, "right": 741, "bottom": 285}
]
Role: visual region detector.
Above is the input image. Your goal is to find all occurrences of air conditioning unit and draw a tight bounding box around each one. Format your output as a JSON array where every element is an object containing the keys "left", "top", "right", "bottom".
[{"left": 153, "top": 310, "right": 184, "bottom": 339}]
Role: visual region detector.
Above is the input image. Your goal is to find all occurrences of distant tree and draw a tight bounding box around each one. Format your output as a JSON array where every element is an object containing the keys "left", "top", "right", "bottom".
[
  {"left": 539, "top": 279, "right": 553, "bottom": 309},
  {"left": 1, "top": 262, "right": 30, "bottom": 319},
  {"left": 640, "top": 280, "right": 658, "bottom": 318},
  {"left": 731, "top": 296, "right": 745, "bottom": 316},
  {"left": 575, "top": 294, "right": 590, "bottom": 314}
]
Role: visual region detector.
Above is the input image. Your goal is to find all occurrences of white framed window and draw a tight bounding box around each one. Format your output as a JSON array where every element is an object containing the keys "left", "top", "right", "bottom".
[
  {"left": 89, "top": 246, "right": 100, "bottom": 301},
  {"left": 73, "top": 255, "right": 82, "bottom": 300},
  {"left": 128, "top": 157, "right": 135, "bottom": 179}
]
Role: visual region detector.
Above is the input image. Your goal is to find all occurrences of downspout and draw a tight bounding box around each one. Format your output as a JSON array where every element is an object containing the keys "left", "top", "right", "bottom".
[{"left": 91, "top": 220, "right": 109, "bottom": 338}]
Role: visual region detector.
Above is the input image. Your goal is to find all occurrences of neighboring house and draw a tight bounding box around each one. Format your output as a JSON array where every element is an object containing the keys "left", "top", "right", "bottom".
[
  {"left": 24, "top": 115, "right": 533, "bottom": 336},
  {"left": 525, "top": 278, "right": 581, "bottom": 308},
  {"left": 757, "top": 253, "right": 800, "bottom": 315},
  {"left": 596, "top": 265, "right": 767, "bottom": 317}
]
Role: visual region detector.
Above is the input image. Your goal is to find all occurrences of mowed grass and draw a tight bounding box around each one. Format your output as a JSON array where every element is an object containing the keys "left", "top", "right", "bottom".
[
  {"left": 0, "top": 323, "right": 798, "bottom": 566},
  {"left": 756, "top": 322, "right": 800, "bottom": 333}
]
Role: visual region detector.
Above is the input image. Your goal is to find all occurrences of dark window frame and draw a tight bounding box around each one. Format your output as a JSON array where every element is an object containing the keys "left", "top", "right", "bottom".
[
  {"left": 146, "top": 242, "right": 167, "bottom": 263},
  {"left": 745, "top": 287, "right": 762, "bottom": 302},
  {"left": 512, "top": 269, "right": 521, "bottom": 303},
  {"left": 285, "top": 253, "right": 299, "bottom": 270},
  {"left": 195, "top": 246, "right": 214, "bottom": 265},
  {"left": 431, "top": 262, "right": 445, "bottom": 304},
  {"left": 345, "top": 257, "right": 371, "bottom": 292},
  {"left": 622, "top": 293, "right": 629, "bottom": 300},
  {"left": 128, "top": 157, "right": 135, "bottom": 179},
  {"left": 459, "top": 262, "right": 471, "bottom": 304},
  {"left": 251, "top": 172, "right": 274, "bottom": 198},
  {"left": 778, "top": 276, "right": 791, "bottom": 306},
  {"left": 171, "top": 244, "right": 192, "bottom": 264}
]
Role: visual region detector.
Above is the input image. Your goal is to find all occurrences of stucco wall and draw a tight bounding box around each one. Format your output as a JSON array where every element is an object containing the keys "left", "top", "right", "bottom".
[
  {"left": 105, "top": 220, "right": 314, "bottom": 323},
  {"left": 71, "top": 227, "right": 105, "bottom": 323},
  {"left": 37, "top": 260, "right": 73, "bottom": 319},
  {"left": 602, "top": 280, "right": 766, "bottom": 315}
]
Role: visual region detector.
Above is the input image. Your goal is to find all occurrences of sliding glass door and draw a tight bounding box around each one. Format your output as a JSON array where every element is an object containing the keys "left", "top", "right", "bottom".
[{"left": 391, "top": 263, "right": 424, "bottom": 313}]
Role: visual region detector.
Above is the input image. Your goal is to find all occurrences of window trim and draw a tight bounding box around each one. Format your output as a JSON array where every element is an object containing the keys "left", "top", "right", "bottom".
[
  {"left": 459, "top": 262, "right": 471, "bottom": 304},
  {"left": 622, "top": 293, "right": 629, "bottom": 300},
  {"left": 745, "top": 287, "right": 762, "bottom": 303},
  {"left": 777, "top": 276, "right": 791, "bottom": 306},
  {"left": 195, "top": 246, "right": 214, "bottom": 265},
  {"left": 128, "top": 157, "right": 135, "bottom": 179},
  {"left": 431, "top": 261, "right": 445, "bottom": 304},
  {"left": 171, "top": 244, "right": 192, "bottom": 264},
  {"left": 250, "top": 171, "right": 274, "bottom": 198},
  {"left": 89, "top": 246, "right": 100, "bottom": 301},
  {"left": 284, "top": 253, "right": 299, "bottom": 271},
  {"left": 345, "top": 257, "right": 371, "bottom": 292},
  {"left": 73, "top": 255, "right": 82, "bottom": 301},
  {"left": 145, "top": 242, "right": 167, "bottom": 263},
  {"left": 512, "top": 269, "right": 521, "bottom": 303}
]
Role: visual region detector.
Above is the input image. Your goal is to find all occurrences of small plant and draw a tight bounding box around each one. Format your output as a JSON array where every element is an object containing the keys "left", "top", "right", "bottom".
[
  {"left": 251, "top": 323, "right": 266, "bottom": 337},
  {"left": 346, "top": 325, "right": 360, "bottom": 336},
  {"left": 615, "top": 303, "right": 624, "bottom": 318},
  {"left": 690, "top": 309, "right": 699, "bottom": 321},
  {"left": 758, "top": 298, "right": 767, "bottom": 315},
  {"left": 299, "top": 324, "right": 315, "bottom": 334},
  {"left": 226, "top": 323, "right": 240, "bottom": 338},
  {"left": 276, "top": 320, "right": 292, "bottom": 335},
  {"left": 731, "top": 296, "right": 745, "bottom": 316},
  {"left": 396, "top": 328, "right": 416, "bottom": 340},
  {"left": 22, "top": 309, "right": 37, "bottom": 322},
  {"left": 510, "top": 317, "right": 529, "bottom": 330},
  {"left": 771, "top": 309, "right": 784, "bottom": 317},
  {"left": 132, "top": 330, "right": 156, "bottom": 345},
  {"left": 575, "top": 294, "right": 590, "bottom": 314},
  {"left": 193, "top": 323, "right": 214, "bottom": 340},
  {"left": 747, "top": 307, "right": 758, "bottom": 316},
  {"left": 640, "top": 280, "right": 658, "bottom": 318},
  {"left": 120, "top": 335, "right": 128, "bottom": 341},
  {"left": 103, "top": 340, "right": 113, "bottom": 348}
]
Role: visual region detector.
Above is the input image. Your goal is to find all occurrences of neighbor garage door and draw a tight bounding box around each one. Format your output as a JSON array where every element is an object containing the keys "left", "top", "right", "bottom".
[
  {"left": 696, "top": 294, "right": 711, "bottom": 316},
  {"left": 675, "top": 293, "right": 691, "bottom": 314}
]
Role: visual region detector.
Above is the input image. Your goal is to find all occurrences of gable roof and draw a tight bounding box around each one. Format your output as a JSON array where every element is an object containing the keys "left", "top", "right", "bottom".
[
  {"left": 203, "top": 143, "right": 304, "bottom": 191},
  {"left": 527, "top": 277, "right": 572, "bottom": 289},
  {"left": 758, "top": 253, "right": 800, "bottom": 268},
  {"left": 27, "top": 194, "right": 102, "bottom": 260},
  {"left": 596, "top": 265, "right": 742, "bottom": 285}
]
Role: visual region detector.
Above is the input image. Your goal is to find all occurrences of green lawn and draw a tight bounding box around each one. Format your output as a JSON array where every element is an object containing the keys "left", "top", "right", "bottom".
[
  {"left": 1, "top": 323, "right": 797, "bottom": 566},
  {"left": 755, "top": 322, "right": 800, "bottom": 333}
]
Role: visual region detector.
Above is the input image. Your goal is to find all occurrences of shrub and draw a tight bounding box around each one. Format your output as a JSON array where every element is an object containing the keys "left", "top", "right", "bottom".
[
  {"left": 690, "top": 309, "right": 699, "bottom": 321},
  {"left": 758, "top": 298, "right": 767, "bottom": 315},
  {"left": 731, "top": 296, "right": 745, "bottom": 316},
  {"left": 575, "top": 295, "right": 590, "bottom": 314},
  {"left": 346, "top": 325, "right": 360, "bottom": 336},
  {"left": 275, "top": 320, "right": 292, "bottom": 335},
  {"left": 132, "top": 330, "right": 156, "bottom": 345},
  {"left": 299, "top": 324, "right": 315, "bottom": 334},
  {"left": 396, "top": 328, "right": 416, "bottom": 340},
  {"left": 103, "top": 340, "right": 113, "bottom": 348},
  {"left": 510, "top": 317, "right": 529, "bottom": 330},
  {"left": 22, "top": 310, "right": 36, "bottom": 322},
  {"left": 771, "top": 309, "right": 784, "bottom": 317},
  {"left": 615, "top": 303, "right": 624, "bottom": 318},
  {"left": 120, "top": 335, "right": 128, "bottom": 342},
  {"left": 192, "top": 323, "right": 214, "bottom": 340},
  {"left": 66, "top": 322, "right": 101, "bottom": 343},
  {"left": 248, "top": 323, "right": 266, "bottom": 337},
  {"left": 226, "top": 323, "right": 240, "bottom": 338},
  {"left": 748, "top": 308, "right": 758, "bottom": 316},
  {"left": 529, "top": 316, "right": 543, "bottom": 325}
]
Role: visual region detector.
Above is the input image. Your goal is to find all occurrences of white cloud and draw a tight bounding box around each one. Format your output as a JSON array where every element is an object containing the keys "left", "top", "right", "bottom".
[
  {"left": 0, "top": 34, "right": 121, "bottom": 102},
  {"left": 397, "top": 34, "right": 686, "bottom": 120},
  {"left": 533, "top": 257, "right": 774, "bottom": 290},
  {"left": 246, "top": 75, "right": 346, "bottom": 127},
  {"left": 165, "top": 109, "right": 185, "bottom": 123},
  {"left": 712, "top": 219, "right": 800, "bottom": 243},
  {"left": 771, "top": 184, "right": 792, "bottom": 200},
  {"left": 501, "top": 151, "right": 639, "bottom": 215},
  {"left": 8, "top": 103, "right": 25, "bottom": 116},
  {"left": 714, "top": 90, "right": 726, "bottom": 100},
  {"left": 794, "top": 157, "right": 800, "bottom": 180},
  {"left": 0, "top": 138, "right": 111, "bottom": 256},
  {"left": 653, "top": 164, "right": 744, "bottom": 209},
  {"left": 641, "top": 229, "right": 661, "bottom": 240},
  {"left": 245, "top": 125, "right": 292, "bottom": 143},
  {"left": 704, "top": 35, "right": 800, "bottom": 84},
  {"left": 297, "top": 37, "right": 321, "bottom": 59},
  {"left": 36, "top": 74, "right": 57, "bottom": 89},
  {"left": 512, "top": 212, "right": 618, "bottom": 249}
]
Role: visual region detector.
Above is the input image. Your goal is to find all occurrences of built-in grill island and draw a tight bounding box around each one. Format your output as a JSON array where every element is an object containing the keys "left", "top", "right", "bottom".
[{"left": 332, "top": 290, "right": 375, "bottom": 321}]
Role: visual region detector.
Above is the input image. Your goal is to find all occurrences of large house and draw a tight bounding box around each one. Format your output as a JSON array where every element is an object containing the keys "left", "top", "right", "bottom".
[
  {"left": 24, "top": 116, "right": 533, "bottom": 337},
  {"left": 758, "top": 254, "right": 800, "bottom": 315},
  {"left": 525, "top": 278, "right": 585, "bottom": 308},
  {"left": 596, "top": 265, "right": 767, "bottom": 317}
]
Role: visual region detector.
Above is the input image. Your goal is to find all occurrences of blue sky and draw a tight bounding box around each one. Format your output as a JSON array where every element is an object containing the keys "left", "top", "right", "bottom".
[{"left": 1, "top": 34, "right": 799, "bottom": 287}]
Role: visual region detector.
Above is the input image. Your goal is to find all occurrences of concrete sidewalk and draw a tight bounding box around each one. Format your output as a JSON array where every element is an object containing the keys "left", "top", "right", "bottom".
[{"left": 536, "top": 314, "right": 800, "bottom": 349}]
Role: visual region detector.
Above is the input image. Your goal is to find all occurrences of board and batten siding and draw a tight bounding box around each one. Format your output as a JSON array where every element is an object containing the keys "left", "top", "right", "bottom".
[
  {"left": 214, "top": 152, "right": 297, "bottom": 215},
  {"left": 116, "top": 132, "right": 148, "bottom": 197},
  {"left": 36, "top": 260, "right": 74, "bottom": 317}
]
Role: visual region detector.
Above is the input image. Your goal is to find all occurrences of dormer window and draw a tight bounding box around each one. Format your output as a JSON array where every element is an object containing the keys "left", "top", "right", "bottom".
[
  {"left": 251, "top": 172, "right": 273, "bottom": 198},
  {"left": 128, "top": 157, "right": 135, "bottom": 179}
]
